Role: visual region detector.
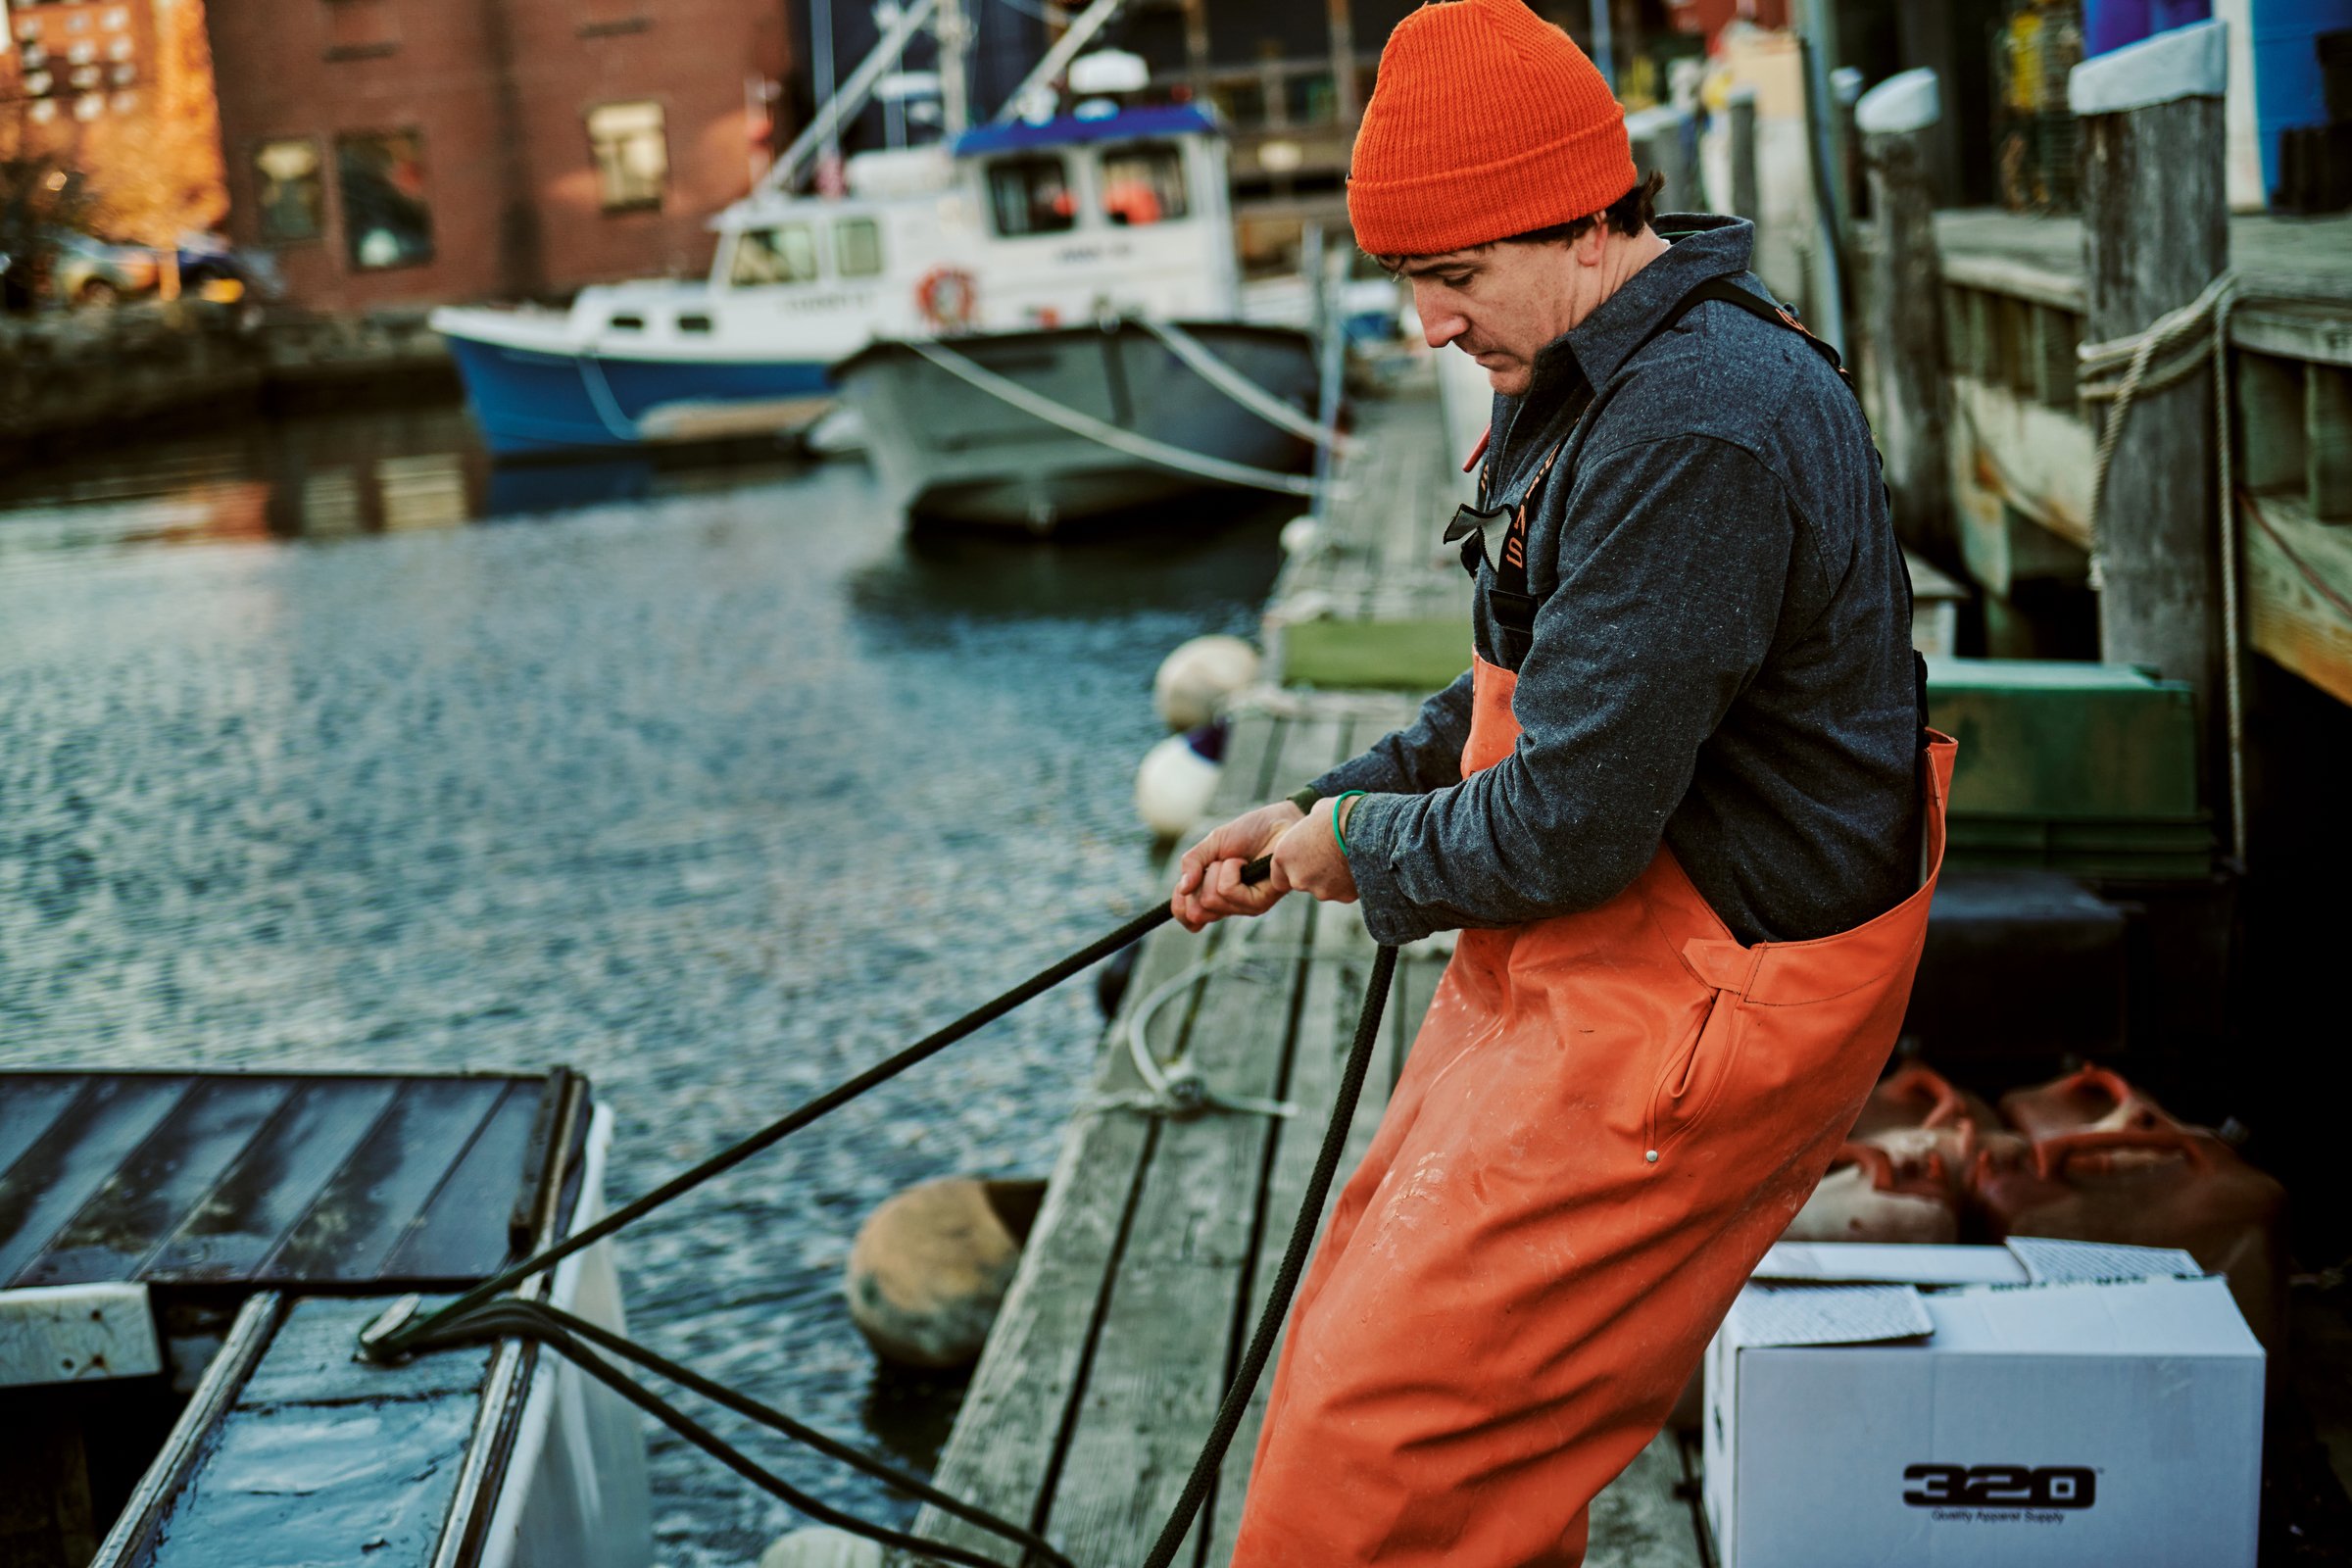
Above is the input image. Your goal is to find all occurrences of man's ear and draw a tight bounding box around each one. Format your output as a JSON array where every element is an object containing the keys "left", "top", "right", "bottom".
[{"left": 1571, "top": 224, "right": 1609, "bottom": 268}]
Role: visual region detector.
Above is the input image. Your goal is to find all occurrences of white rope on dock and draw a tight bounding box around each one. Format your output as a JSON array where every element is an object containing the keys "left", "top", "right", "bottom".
[
  {"left": 902, "top": 336, "right": 1337, "bottom": 501},
  {"left": 1131, "top": 316, "right": 1360, "bottom": 456}
]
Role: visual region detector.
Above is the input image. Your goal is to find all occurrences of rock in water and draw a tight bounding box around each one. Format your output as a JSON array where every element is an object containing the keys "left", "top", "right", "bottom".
[
  {"left": 758, "top": 1527, "right": 885, "bottom": 1568},
  {"left": 1152, "top": 635, "right": 1259, "bottom": 730},
  {"left": 846, "top": 1178, "right": 1043, "bottom": 1368}
]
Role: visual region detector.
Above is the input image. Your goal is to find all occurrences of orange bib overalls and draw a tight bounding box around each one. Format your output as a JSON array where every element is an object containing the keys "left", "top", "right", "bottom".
[{"left": 1232, "top": 659, "right": 1956, "bottom": 1563}]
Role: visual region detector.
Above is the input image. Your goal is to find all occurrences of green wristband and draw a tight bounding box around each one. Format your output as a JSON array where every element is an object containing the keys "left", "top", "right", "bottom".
[{"left": 1331, "top": 790, "right": 1369, "bottom": 856}]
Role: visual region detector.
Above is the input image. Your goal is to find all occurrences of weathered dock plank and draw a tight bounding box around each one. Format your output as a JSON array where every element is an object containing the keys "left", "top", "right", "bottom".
[{"left": 1043, "top": 714, "right": 1339, "bottom": 1566}]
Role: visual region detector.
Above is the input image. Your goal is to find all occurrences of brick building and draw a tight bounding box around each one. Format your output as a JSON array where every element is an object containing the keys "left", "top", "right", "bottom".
[{"left": 203, "top": 0, "right": 796, "bottom": 309}]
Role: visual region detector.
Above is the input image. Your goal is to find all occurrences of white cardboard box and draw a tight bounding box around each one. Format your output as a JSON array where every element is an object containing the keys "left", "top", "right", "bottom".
[{"left": 1702, "top": 1239, "right": 2265, "bottom": 1568}]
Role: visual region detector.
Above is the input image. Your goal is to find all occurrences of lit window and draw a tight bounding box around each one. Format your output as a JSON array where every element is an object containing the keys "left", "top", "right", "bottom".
[
  {"left": 835, "top": 217, "right": 883, "bottom": 278},
  {"left": 336, "top": 128, "right": 435, "bottom": 270},
  {"left": 586, "top": 101, "right": 667, "bottom": 212},
  {"left": 986, "top": 156, "right": 1076, "bottom": 237},
  {"left": 1100, "top": 143, "right": 1189, "bottom": 226},
  {"left": 112, "top": 90, "right": 135, "bottom": 113},
  {"left": 68, "top": 39, "right": 94, "bottom": 62},
  {"left": 67, "top": 13, "right": 88, "bottom": 31},
  {"left": 110, "top": 62, "right": 133, "bottom": 84},
  {"left": 29, "top": 100, "right": 58, "bottom": 123},
  {"left": 103, "top": 8, "right": 126, "bottom": 27},
  {"left": 74, "top": 92, "right": 102, "bottom": 120},
  {"left": 255, "top": 138, "right": 325, "bottom": 242},
  {"left": 729, "top": 225, "right": 820, "bottom": 286},
  {"left": 109, "top": 36, "right": 132, "bottom": 58}
]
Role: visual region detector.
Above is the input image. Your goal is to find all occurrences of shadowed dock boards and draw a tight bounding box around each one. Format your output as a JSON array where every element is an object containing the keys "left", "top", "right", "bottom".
[{"left": 905, "top": 693, "right": 1706, "bottom": 1566}]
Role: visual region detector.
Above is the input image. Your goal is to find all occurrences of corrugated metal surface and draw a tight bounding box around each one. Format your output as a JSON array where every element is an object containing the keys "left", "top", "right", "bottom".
[{"left": 0, "top": 1071, "right": 567, "bottom": 1291}]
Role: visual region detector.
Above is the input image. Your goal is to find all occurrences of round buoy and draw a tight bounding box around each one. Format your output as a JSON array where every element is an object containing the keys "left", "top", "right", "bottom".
[
  {"left": 1279, "top": 515, "right": 1321, "bottom": 557},
  {"left": 1152, "top": 635, "right": 1259, "bottom": 731},
  {"left": 846, "top": 1177, "right": 1044, "bottom": 1369},
  {"left": 1135, "top": 725, "right": 1223, "bottom": 840},
  {"left": 758, "top": 1526, "right": 885, "bottom": 1568}
]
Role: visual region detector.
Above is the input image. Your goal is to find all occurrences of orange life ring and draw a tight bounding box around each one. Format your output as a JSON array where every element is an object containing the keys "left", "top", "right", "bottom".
[{"left": 915, "top": 266, "right": 979, "bottom": 332}]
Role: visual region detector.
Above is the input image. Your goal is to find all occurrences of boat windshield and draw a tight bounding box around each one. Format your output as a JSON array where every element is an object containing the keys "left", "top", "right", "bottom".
[
  {"left": 1100, "top": 142, "right": 1188, "bottom": 226},
  {"left": 986, "top": 156, "right": 1077, "bottom": 238},
  {"left": 730, "top": 223, "right": 822, "bottom": 286},
  {"left": 835, "top": 217, "right": 885, "bottom": 278}
]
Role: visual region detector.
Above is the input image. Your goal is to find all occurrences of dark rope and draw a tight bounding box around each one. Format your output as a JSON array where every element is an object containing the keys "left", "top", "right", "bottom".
[
  {"left": 1136, "top": 941, "right": 1395, "bottom": 1568},
  {"left": 412, "top": 1297, "right": 1073, "bottom": 1566},
  {"left": 364, "top": 851, "right": 1395, "bottom": 1564},
  {"left": 415, "top": 1302, "right": 1056, "bottom": 1568},
  {"left": 376, "top": 885, "right": 1219, "bottom": 1357}
]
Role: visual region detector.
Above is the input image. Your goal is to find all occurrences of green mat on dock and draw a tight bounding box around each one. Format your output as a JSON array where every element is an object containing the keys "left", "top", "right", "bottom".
[{"left": 1280, "top": 617, "right": 1471, "bottom": 693}]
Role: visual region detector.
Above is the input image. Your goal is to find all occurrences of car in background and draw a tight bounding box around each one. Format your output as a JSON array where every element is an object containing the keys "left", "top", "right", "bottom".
[{"left": 49, "top": 229, "right": 164, "bottom": 307}]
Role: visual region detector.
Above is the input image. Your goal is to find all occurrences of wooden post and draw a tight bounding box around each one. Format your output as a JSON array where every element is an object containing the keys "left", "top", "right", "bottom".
[
  {"left": 2074, "top": 23, "right": 2230, "bottom": 733},
  {"left": 1326, "top": 0, "right": 1359, "bottom": 122},
  {"left": 1728, "top": 84, "right": 1760, "bottom": 225},
  {"left": 1857, "top": 69, "right": 1953, "bottom": 562}
]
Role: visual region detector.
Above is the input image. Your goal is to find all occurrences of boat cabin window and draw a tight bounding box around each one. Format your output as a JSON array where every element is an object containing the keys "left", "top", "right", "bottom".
[
  {"left": 986, "top": 156, "right": 1077, "bottom": 237},
  {"left": 730, "top": 223, "right": 821, "bottom": 286},
  {"left": 1100, "top": 142, "right": 1189, "bottom": 226},
  {"left": 835, "top": 216, "right": 884, "bottom": 278},
  {"left": 676, "top": 313, "right": 712, "bottom": 333},
  {"left": 609, "top": 313, "right": 645, "bottom": 330}
]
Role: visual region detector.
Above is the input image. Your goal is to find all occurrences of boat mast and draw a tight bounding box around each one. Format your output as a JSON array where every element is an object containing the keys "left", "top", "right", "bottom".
[
  {"left": 937, "top": 0, "right": 971, "bottom": 138},
  {"left": 991, "top": 0, "right": 1131, "bottom": 122},
  {"left": 764, "top": 0, "right": 943, "bottom": 194}
]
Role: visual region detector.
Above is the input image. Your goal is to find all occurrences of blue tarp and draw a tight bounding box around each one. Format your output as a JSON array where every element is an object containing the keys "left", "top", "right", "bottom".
[{"left": 952, "top": 103, "right": 1220, "bottom": 157}]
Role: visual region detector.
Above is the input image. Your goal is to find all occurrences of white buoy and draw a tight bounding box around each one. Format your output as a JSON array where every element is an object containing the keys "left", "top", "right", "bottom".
[
  {"left": 758, "top": 1527, "right": 885, "bottom": 1568},
  {"left": 1279, "top": 514, "right": 1321, "bottom": 557},
  {"left": 1152, "top": 635, "right": 1259, "bottom": 731},
  {"left": 845, "top": 1178, "right": 1041, "bottom": 1369},
  {"left": 1135, "top": 729, "right": 1223, "bottom": 840}
]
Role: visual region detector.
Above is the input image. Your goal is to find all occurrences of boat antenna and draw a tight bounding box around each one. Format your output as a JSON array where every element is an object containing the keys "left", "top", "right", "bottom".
[
  {"left": 990, "top": 0, "right": 1132, "bottom": 122},
  {"left": 763, "top": 0, "right": 943, "bottom": 195}
]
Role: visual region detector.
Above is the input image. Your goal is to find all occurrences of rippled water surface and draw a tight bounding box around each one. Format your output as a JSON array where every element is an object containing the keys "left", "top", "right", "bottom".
[{"left": 0, "top": 405, "right": 1285, "bottom": 1566}]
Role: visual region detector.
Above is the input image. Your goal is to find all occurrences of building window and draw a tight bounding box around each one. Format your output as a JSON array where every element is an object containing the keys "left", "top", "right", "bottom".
[
  {"left": 1100, "top": 143, "right": 1189, "bottom": 226},
  {"left": 985, "top": 156, "right": 1075, "bottom": 237},
  {"left": 729, "top": 224, "right": 819, "bottom": 286},
  {"left": 254, "top": 138, "right": 325, "bottom": 243},
  {"left": 336, "top": 129, "right": 434, "bottom": 270},
  {"left": 587, "top": 101, "right": 667, "bottom": 213},
  {"left": 834, "top": 217, "right": 883, "bottom": 278}
]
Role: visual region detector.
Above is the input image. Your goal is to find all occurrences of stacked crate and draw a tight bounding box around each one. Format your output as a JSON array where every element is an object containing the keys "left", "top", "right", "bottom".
[{"left": 1930, "top": 658, "right": 2212, "bottom": 880}]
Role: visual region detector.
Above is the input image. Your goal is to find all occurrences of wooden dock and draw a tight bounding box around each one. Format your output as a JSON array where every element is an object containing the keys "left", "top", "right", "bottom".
[{"left": 906, "top": 372, "right": 1707, "bottom": 1566}]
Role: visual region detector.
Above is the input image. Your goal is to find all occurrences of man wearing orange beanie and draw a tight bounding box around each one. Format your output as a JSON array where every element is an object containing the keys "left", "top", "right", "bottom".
[{"left": 1172, "top": 0, "right": 1955, "bottom": 1561}]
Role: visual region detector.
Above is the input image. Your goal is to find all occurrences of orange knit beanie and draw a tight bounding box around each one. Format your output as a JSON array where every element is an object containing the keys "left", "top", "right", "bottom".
[{"left": 1347, "top": 0, "right": 1636, "bottom": 257}]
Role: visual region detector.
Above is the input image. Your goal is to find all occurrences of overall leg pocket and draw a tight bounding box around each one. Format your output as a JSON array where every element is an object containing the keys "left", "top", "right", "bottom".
[{"left": 1644, "top": 990, "right": 1746, "bottom": 1162}]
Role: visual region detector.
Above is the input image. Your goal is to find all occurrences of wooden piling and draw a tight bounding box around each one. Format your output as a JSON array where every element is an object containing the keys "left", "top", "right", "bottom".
[
  {"left": 1857, "top": 69, "right": 1954, "bottom": 562},
  {"left": 2072, "top": 24, "right": 2230, "bottom": 753}
]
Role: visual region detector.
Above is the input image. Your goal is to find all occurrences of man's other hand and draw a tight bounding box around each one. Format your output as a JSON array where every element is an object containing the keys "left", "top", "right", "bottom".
[{"left": 1171, "top": 802, "right": 1301, "bottom": 932}]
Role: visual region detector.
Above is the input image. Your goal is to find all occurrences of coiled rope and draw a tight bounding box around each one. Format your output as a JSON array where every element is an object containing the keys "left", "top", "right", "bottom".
[{"left": 363, "top": 856, "right": 1397, "bottom": 1566}]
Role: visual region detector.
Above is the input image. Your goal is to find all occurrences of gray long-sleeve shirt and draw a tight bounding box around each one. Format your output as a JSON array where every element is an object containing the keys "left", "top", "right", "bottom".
[{"left": 1312, "top": 216, "right": 1921, "bottom": 948}]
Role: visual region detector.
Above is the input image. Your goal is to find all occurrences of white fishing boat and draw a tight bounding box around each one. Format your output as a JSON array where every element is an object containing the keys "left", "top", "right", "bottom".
[{"left": 431, "top": 0, "right": 1336, "bottom": 520}]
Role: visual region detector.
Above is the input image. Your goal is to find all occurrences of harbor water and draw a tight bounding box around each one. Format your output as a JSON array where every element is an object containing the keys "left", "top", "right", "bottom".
[{"left": 0, "top": 403, "right": 1289, "bottom": 1566}]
